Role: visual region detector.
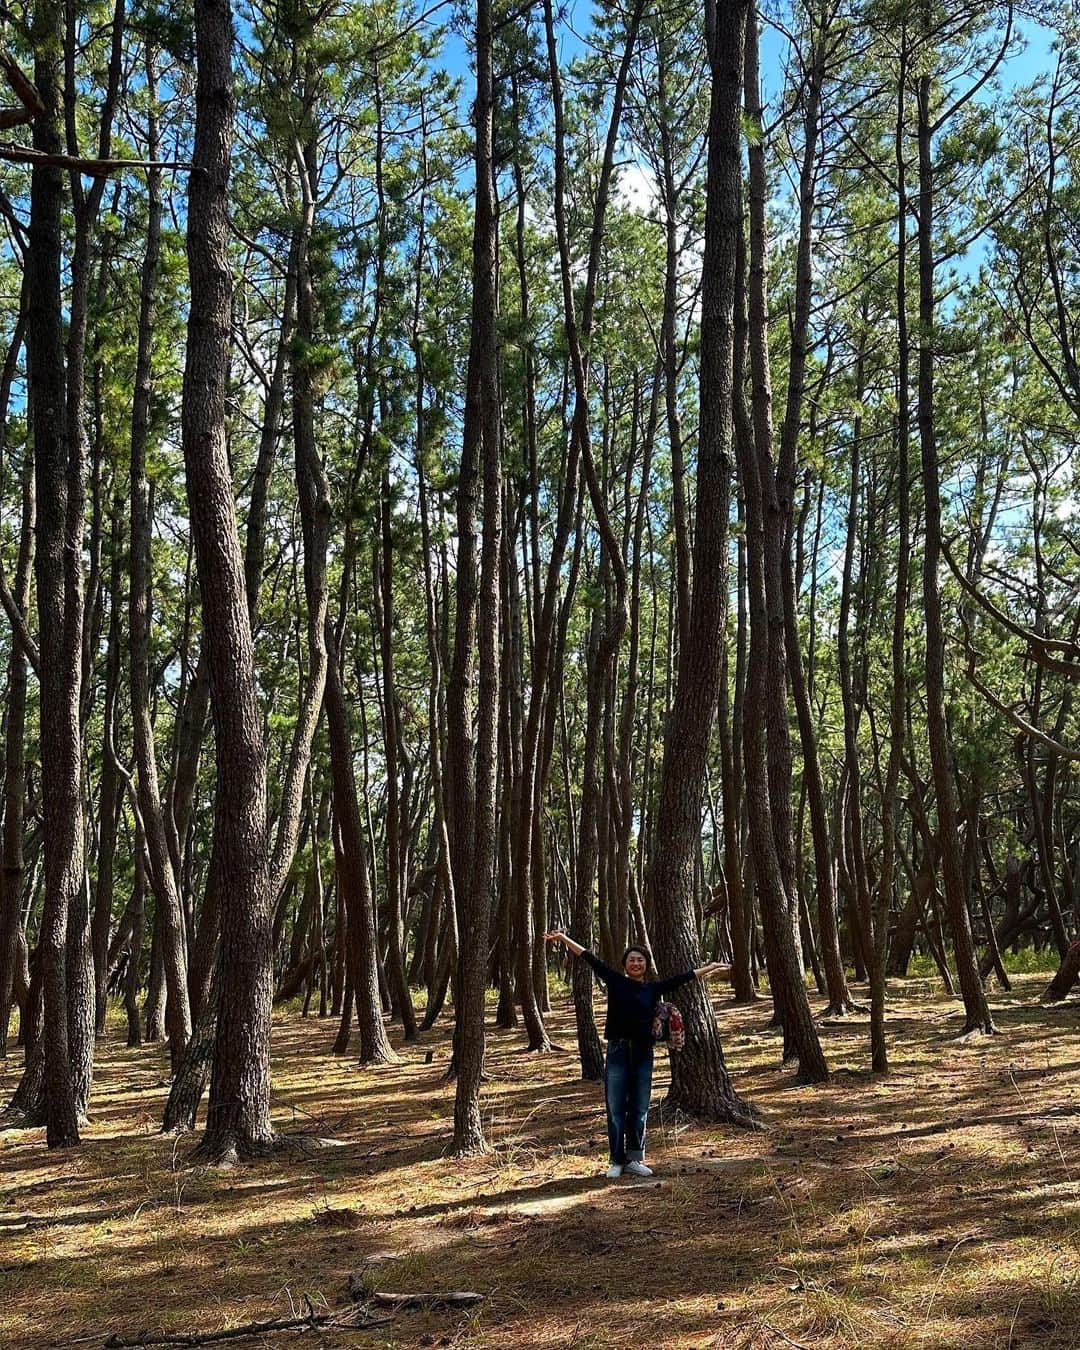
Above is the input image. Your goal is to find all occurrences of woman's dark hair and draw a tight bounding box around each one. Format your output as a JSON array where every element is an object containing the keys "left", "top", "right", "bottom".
[{"left": 622, "top": 944, "right": 652, "bottom": 971}]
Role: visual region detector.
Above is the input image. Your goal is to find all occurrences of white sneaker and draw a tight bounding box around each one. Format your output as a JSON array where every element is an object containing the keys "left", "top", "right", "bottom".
[
  {"left": 605, "top": 1163, "right": 624, "bottom": 1179},
  {"left": 624, "top": 1160, "right": 653, "bottom": 1177}
]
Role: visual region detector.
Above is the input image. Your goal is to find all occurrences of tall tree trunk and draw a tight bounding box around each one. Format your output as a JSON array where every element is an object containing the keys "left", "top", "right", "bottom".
[
  {"left": 915, "top": 55, "right": 994, "bottom": 1036},
  {"left": 537, "top": 0, "right": 642, "bottom": 1059},
  {"left": 266, "top": 126, "right": 332, "bottom": 921},
  {"left": 737, "top": 3, "right": 827, "bottom": 1080},
  {"left": 184, "top": 0, "right": 274, "bottom": 1161},
  {"left": 0, "top": 395, "right": 33, "bottom": 1056},
  {"left": 411, "top": 131, "right": 457, "bottom": 1033},
  {"left": 93, "top": 499, "right": 123, "bottom": 1036},
  {"left": 658, "top": 28, "right": 690, "bottom": 664},
  {"left": 24, "top": 0, "right": 83, "bottom": 1146},
  {"left": 835, "top": 327, "right": 873, "bottom": 1026},
  {"left": 125, "top": 837, "right": 146, "bottom": 1047},
  {"left": 774, "top": 8, "right": 853, "bottom": 1016},
  {"left": 61, "top": 0, "right": 125, "bottom": 1126},
  {"left": 377, "top": 485, "right": 417, "bottom": 1039},
  {"left": 325, "top": 641, "right": 396, "bottom": 1065},
  {"left": 571, "top": 601, "right": 607, "bottom": 1081},
  {"left": 648, "top": 0, "right": 762, "bottom": 1127},
  {"left": 873, "top": 36, "right": 914, "bottom": 1072},
  {"left": 450, "top": 0, "right": 502, "bottom": 1154},
  {"left": 129, "top": 52, "right": 192, "bottom": 1072}
]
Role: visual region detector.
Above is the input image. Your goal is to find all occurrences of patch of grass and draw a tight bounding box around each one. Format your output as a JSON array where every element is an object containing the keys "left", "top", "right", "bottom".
[{"left": 999, "top": 946, "right": 1060, "bottom": 976}]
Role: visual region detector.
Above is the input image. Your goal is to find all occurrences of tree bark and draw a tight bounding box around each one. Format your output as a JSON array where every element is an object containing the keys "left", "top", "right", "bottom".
[
  {"left": 450, "top": 0, "right": 502, "bottom": 1154},
  {"left": 129, "top": 51, "right": 192, "bottom": 1071},
  {"left": 773, "top": 10, "right": 852, "bottom": 1017},
  {"left": 25, "top": 0, "right": 83, "bottom": 1147},
  {"left": 874, "top": 34, "right": 914, "bottom": 1071},
  {"left": 125, "top": 839, "right": 145, "bottom": 1047},
  {"left": 0, "top": 331, "right": 33, "bottom": 1057},
  {"left": 93, "top": 498, "right": 123, "bottom": 1037},
  {"left": 735, "top": 3, "right": 826, "bottom": 1081},
  {"left": 915, "top": 54, "right": 994, "bottom": 1036},
  {"left": 325, "top": 640, "right": 397, "bottom": 1065},
  {"left": 183, "top": 0, "right": 274, "bottom": 1161},
  {"left": 647, "top": 0, "right": 763, "bottom": 1126}
]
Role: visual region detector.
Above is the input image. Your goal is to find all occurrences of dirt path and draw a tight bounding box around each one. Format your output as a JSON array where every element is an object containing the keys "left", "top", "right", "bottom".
[{"left": 2, "top": 976, "right": 1078, "bottom": 1349}]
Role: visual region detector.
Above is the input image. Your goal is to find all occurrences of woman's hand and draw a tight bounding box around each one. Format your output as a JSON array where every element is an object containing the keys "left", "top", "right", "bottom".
[
  {"left": 694, "top": 961, "right": 733, "bottom": 981},
  {"left": 545, "top": 930, "right": 585, "bottom": 957}
]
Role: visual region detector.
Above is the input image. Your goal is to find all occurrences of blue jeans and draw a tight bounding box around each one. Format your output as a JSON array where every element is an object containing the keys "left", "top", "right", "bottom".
[{"left": 604, "top": 1040, "right": 654, "bottom": 1164}]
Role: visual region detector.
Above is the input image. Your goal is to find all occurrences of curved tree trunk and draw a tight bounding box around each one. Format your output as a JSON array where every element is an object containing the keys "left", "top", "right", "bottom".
[{"left": 1042, "top": 940, "right": 1080, "bottom": 1003}]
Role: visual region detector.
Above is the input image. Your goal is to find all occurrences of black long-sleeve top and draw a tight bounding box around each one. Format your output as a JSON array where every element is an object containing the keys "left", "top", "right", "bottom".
[{"left": 581, "top": 950, "right": 696, "bottom": 1045}]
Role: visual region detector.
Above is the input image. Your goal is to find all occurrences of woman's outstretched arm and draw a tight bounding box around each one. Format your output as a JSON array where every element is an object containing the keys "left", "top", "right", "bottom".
[
  {"left": 545, "top": 931, "right": 619, "bottom": 984},
  {"left": 545, "top": 930, "right": 586, "bottom": 957},
  {"left": 653, "top": 961, "right": 733, "bottom": 994},
  {"left": 693, "top": 961, "right": 733, "bottom": 981}
]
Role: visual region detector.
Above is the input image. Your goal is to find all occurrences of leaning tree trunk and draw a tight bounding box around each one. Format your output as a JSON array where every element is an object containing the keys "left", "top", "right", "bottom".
[
  {"left": 265, "top": 124, "right": 332, "bottom": 922},
  {"left": 647, "top": 0, "right": 762, "bottom": 1127},
  {"left": 772, "top": 11, "right": 853, "bottom": 1017},
  {"left": 183, "top": 0, "right": 274, "bottom": 1161},
  {"left": 915, "top": 61, "right": 994, "bottom": 1036},
  {"left": 538, "top": 0, "right": 642, "bottom": 1060},
  {"left": 129, "top": 55, "right": 193, "bottom": 1072},
  {"left": 737, "top": 3, "right": 827, "bottom": 1082},
  {"left": 1042, "top": 940, "right": 1080, "bottom": 1003}
]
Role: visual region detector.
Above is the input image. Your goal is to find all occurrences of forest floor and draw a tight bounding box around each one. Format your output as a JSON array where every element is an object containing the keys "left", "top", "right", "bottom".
[{"left": 2, "top": 974, "right": 1079, "bottom": 1350}]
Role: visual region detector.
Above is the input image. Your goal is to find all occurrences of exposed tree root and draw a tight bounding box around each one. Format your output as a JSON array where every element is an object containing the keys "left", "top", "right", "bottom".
[
  {"left": 657, "top": 1093, "right": 766, "bottom": 1134},
  {"left": 819, "top": 998, "right": 867, "bottom": 1019}
]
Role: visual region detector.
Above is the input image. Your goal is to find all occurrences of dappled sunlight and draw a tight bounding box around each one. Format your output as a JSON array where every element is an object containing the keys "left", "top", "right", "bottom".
[{"left": 2, "top": 974, "right": 1079, "bottom": 1347}]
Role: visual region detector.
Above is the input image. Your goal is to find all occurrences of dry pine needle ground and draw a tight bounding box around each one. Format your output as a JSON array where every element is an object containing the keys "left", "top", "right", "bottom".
[{"left": 1, "top": 975, "right": 1078, "bottom": 1350}]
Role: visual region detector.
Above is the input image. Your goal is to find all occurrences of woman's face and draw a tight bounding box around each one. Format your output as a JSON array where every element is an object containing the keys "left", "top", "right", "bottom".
[{"left": 624, "top": 950, "right": 648, "bottom": 981}]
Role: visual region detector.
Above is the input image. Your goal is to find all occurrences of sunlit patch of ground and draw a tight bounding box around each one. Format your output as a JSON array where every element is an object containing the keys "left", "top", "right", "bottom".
[{"left": 2, "top": 974, "right": 1078, "bottom": 1349}]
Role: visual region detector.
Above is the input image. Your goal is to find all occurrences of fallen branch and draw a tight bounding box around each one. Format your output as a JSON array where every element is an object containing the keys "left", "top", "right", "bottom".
[
  {"left": 368, "top": 1291, "right": 485, "bottom": 1311},
  {"left": 98, "top": 1308, "right": 390, "bottom": 1348}
]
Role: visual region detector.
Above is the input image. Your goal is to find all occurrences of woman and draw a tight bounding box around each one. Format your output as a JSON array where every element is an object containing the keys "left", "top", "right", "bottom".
[{"left": 545, "top": 930, "right": 730, "bottom": 1178}]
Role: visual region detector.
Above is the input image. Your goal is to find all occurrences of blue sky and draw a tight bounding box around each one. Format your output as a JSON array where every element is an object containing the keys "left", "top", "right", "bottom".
[{"left": 436, "top": 5, "right": 1058, "bottom": 111}]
